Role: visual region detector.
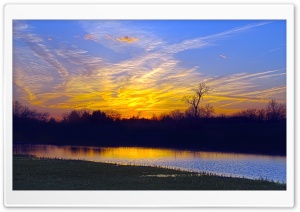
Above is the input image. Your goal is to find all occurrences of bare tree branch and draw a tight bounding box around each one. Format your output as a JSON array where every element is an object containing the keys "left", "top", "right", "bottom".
[{"left": 182, "top": 83, "right": 212, "bottom": 117}]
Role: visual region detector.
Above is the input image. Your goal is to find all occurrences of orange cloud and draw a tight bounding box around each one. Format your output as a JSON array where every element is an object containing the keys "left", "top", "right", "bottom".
[
  {"left": 116, "top": 36, "right": 138, "bottom": 43},
  {"left": 84, "top": 34, "right": 96, "bottom": 41}
]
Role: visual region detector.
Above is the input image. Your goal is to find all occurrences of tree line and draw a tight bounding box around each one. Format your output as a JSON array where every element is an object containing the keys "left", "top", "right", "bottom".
[
  {"left": 12, "top": 83, "right": 286, "bottom": 155},
  {"left": 13, "top": 82, "right": 286, "bottom": 124},
  {"left": 13, "top": 98, "right": 286, "bottom": 125}
]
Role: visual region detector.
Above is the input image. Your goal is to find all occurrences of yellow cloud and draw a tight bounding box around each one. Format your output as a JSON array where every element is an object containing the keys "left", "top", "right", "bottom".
[
  {"left": 15, "top": 21, "right": 286, "bottom": 119},
  {"left": 14, "top": 68, "right": 37, "bottom": 101},
  {"left": 24, "top": 66, "right": 286, "bottom": 118},
  {"left": 116, "top": 36, "right": 138, "bottom": 43}
]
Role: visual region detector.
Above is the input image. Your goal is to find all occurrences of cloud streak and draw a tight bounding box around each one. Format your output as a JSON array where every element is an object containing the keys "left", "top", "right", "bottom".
[
  {"left": 29, "top": 43, "right": 69, "bottom": 77},
  {"left": 13, "top": 20, "right": 285, "bottom": 118},
  {"left": 14, "top": 21, "right": 69, "bottom": 78}
]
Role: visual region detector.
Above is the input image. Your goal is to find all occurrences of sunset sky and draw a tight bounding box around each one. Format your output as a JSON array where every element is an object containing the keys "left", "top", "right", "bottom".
[{"left": 13, "top": 20, "right": 286, "bottom": 118}]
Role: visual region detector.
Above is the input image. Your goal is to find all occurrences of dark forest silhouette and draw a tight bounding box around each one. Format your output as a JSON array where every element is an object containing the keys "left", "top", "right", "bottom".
[
  {"left": 13, "top": 81, "right": 286, "bottom": 156},
  {"left": 13, "top": 97, "right": 286, "bottom": 156}
]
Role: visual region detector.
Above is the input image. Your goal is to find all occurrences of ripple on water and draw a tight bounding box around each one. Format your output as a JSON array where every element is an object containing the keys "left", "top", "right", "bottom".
[{"left": 13, "top": 144, "right": 286, "bottom": 183}]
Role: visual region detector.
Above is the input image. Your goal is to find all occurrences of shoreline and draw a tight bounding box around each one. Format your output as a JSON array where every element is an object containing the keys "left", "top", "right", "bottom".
[
  {"left": 14, "top": 154, "right": 286, "bottom": 184},
  {"left": 13, "top": 141, "right": 287, "bottom": 157},
  {"left": 13, "top": 156, "right": 286, "bottom": 190}
]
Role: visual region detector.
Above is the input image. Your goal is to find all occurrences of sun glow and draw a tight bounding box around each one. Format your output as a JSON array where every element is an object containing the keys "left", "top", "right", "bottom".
[{"left": 13, "top": 20, "right": 286, "bottom": 118}]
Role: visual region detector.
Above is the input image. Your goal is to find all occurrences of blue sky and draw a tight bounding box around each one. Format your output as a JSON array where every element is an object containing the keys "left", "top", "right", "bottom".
[{"left": 13, "top": 20, "right": 286, "bottom": 118}]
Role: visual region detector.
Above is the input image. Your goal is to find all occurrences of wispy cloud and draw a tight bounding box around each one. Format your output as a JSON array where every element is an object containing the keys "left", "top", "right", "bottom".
[
  {"left": 219, "top": 54, "right": 228, "bottom": 59},
  {"left": 257, "top": 46, "right": 285, "bottom": 58},
  {"left": 201, "top": 21, "right": 271, "bottom": 40},
  {"left": 200, "top": 69, "right": 286, "bottom": 114},
  {"left": 30, "top": 43, "right": 69, "bottom": 77},
  {"left": 13, "top": 20, "right": 285, "bottom": 117},
  {"left": 13, "top": 57, "right": 56, "bottom": 105},
  {"left": 14, "top": 21, "right": 69, "bottom": 78},
  {"left": 80, "top": 21, "right": 163, "bottom": 52},
  {"left": 161, "top": 21, "right": 271, "bottom": 55},
  {"left": 13, "top": 67, "right": 37, "bottom": 101},
  {"left": 53, "top": 45, "right": 103, "bottom": 74},
  {"left": 256, "top": 73, "right": 286, "bottom": 79}
]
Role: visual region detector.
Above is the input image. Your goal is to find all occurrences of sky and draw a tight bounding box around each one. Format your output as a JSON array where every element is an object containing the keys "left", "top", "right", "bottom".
[{"left": 13, "top": 20, "right": 286, "bottom": 118}]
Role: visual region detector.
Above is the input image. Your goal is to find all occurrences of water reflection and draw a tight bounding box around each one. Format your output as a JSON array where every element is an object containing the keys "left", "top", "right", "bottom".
[{"left": 13, "top": 144, "right": 286, "bottom": 183}]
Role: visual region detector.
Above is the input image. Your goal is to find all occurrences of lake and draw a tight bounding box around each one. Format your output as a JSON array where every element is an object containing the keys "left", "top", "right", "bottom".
[{"left": 13, "top": 144, "right": 286, "bottom": 183}]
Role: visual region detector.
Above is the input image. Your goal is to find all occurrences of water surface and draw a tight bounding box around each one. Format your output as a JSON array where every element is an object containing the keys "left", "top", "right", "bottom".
[{"left": 13, "top": 144, "right": 286, "bottom": 183}]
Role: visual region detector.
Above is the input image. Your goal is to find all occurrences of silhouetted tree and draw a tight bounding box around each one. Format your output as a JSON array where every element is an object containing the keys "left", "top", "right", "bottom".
[
  {"left": 169, "top": 110, "right": 185, "bottom": 129},
  {"left": 13, "top": 101, "right": 23, "bottom": 117},
  {"left": 199, "top": 104, "right": 215, "bottom": 118},
  {"left": 81, "top": 109, "right": 92, "bottom": 123},
  {"left": 48, "top": 117, "right": 57, "bottom": 124},
  {"left": 130, "top": 111, "right": 143, "bottom": 120},
  {"left": 256, "top": 109, "right": 266, "bottom": 121},
  {"left": 266, "top": 99, "right": 286, "bottom": 121},
  {"left": 235, "top": 109, "right": 259, "bottom": 120},
  {"left": 91, "top": 110, "right": 107, "bottom": 123},
  {"left": 12, "top": 100, "right": 287, "bottom": 155},
  {"left": 158, "top": 113, "right": 172, "bottom": 122},
  {"left": 151, "top": 113, "right": 158, "bottom": 121},
  {"left": 105, "top": 110, "right": 121, "bottom": 121},
  {"left": 233, "top": 100, "right": 286, "bottom": 122},
  {"left": 13, "top": 101, "right": 49, "bottom": 121},
  {"left": 217, "top": 113, "right": 227, "bottom": 119},
  {"left": 183, "top": 82, "right": 212, "bottom": 117},
  {"left": 67, "top": 110, "right": 81, "bottom": 123},
  {"left": 184, "top": 106, "right": 196, "bottom": 119},
  {"left": 169, "top": 110, "right": 185, "bottom": 121}
]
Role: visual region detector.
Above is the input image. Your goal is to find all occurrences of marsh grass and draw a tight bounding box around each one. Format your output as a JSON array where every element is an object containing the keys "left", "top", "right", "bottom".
[{"left": 13, "top": 156, "right": 286, "bottom": 190}]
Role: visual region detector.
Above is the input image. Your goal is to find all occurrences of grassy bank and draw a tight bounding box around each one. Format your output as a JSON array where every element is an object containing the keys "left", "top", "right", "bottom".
[{"left": 13, "top": 156, "right": 286, "bottom": 190}]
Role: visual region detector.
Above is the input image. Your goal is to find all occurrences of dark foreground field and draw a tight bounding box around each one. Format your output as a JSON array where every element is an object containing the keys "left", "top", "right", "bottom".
[{"left": 13, "top": 156, "right": 286, "bottom": 190}]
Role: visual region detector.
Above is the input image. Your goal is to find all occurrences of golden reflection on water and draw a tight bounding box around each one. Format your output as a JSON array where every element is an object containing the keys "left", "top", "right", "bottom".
[
  {"left": 13, "top": 145, "right": 285, "bottom": 162},
  {"left": 13, "top": 144, "right": 286, "bottom": 182},
  {"left": 100, "top": 147, "right": 175, "bottom": 159}
]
